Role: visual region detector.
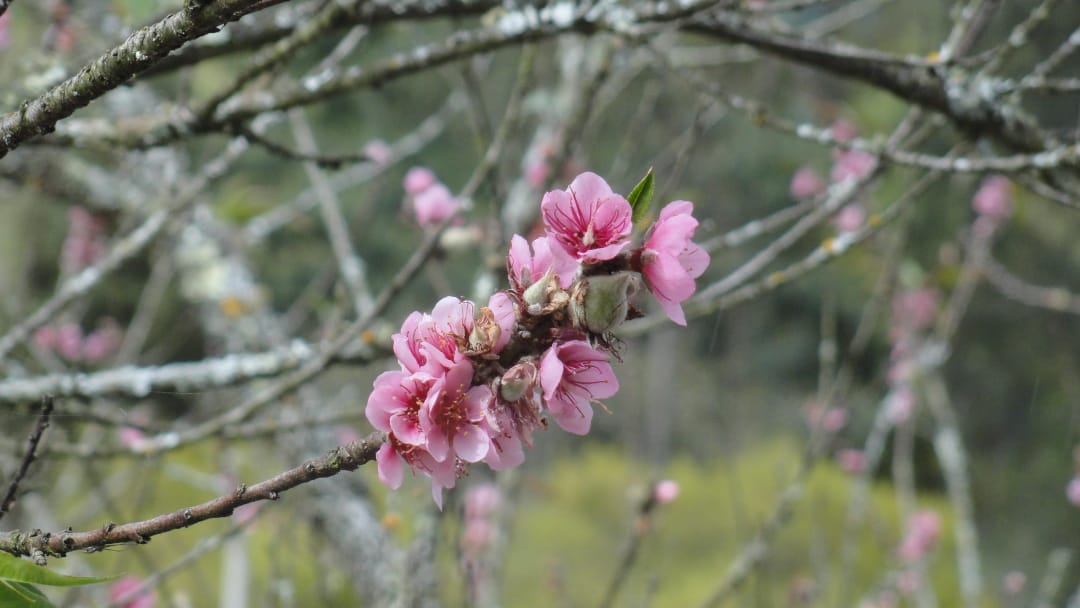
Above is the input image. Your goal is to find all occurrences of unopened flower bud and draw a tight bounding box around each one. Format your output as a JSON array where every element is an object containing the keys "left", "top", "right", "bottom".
[
  {"left": 522, "top": 268, "right": 558, "bottom": 315},
  {"left": 469, "top": 306, "right": 502, "bottom": 354},
  {"left": 498, "top": 361, "right": 537, "bottom": 402},
  {"left": 570, "top": 271, "right": 639, "bottom": 334}
]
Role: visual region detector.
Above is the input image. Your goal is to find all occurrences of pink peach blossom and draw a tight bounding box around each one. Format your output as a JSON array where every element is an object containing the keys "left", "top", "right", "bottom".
[
  {"left": 831, "top": 149, "right": 876, "bottom": 182},
  {"left": 367, "top": 370, "right": 435, "bottom": 449},
  {"left": 1003, "top": 571, "right": 1027, "bottom": 594},
  {"left": 833, "top": 204, "right": 865, "bottom": 233},
  {"left": 1067, "top": 476, "right": 1080, "bottom": 506},
  {"left": 639, "top": 200, "right": 710, "bottom": 326},
  {"left": 541, "top": 172, "right": 632, "bottom": 265},
  {"left": 539, "top": 340, "right": 619, "bottom": 435},
  {"left": 885, "top": 386, "right": 916, "bottom": 424},
  {"left": 898, "top": 510, "right": 942, "bottom": 562},
  {"left": 61, "top": 207, "right": 107, "bottom": 275},
  {"left": 392, "top": 297, "right": 474, "bottom": 374},
  {"left": 109, "top": 576, "right": 156, "bottom": 608},
  {"left": 892, "top": 288, "right": 939, "bottom": 332},
  {"left": 56, "top": 323, "right": 83, "bottom": 361},
  {"left": 465, "top": 483, "right": 501, "bottom": 520},
  {"left": 32, "top": 326, "right": 59, "bottom": 351},
  {"left": 404, "top": 167, "right": 437, "bottom": 195},
  {"left": 413, "top": 183, "right": 461, "bottom": 227},
  {"left": 837, "top": 449, "right": 866, "bottom": 474},
  {"left": 654, "top": 479, "right": 680, "bottom": 504},
  {"left": 364, "top": 139, "right": 392, "bottom": 166},
  {"left": 973, "top": 175, "right": 1012, "bottom": 220},
  {"left": 486, "top": 291, "right": 517, "bottom": 353},
  {"left": 831, "top": 120, "right": 859, "bottom": 143},
  {"left": 420, "top": 361, "right": 491, "bottom": 464},
  {"left": 790, "top": 167, "right": 825, "bottom": 200},
  {"left": 508, "top": 234, "right": 577, "bottom": 290}
]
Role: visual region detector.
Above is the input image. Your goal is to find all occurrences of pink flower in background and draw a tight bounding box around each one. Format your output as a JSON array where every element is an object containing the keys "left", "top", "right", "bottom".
[
  {"left": 898, "top": 510, "right": 942, "bottom": 562},
  {"left": 542, "top": 172, "right": 632, "bottom": 264},
  {"left": 892, "top": 288, "right": 939, "bottom": 332},
  {"left": 508, "top": 235, "right": 577, "bottom": 290},
  {"left": 885, "top": 386, "right": 916, "bottom": 424},
  {"left": 790, "top": 167, "right": 825, "bottom": 200},
  {"left": 1066, "top": 476, "right": 1080, "bottom": 506},
  {"left": 539, "top": 340, "right": 618, "bottom": 435},
  {"left": 0, "top": 13, "right": 10, "bottom": 50},
  {"left": 833, "top": 204, "right": 865, "bottom": 233},
  {"left": 973, "top": 175, "right": 1012, "bottom": 221},
  {"left": 464, "top": 483, "right": 501, "bottom": 520},
  {"left": 1003, "top": 571, "right": 1027, "bottom": 594},
  {"left": 831, "top": 120, "right": 858, "bottom": 143},
  {"left": 639, "top": 200, "right": 710, "bottom": 326},
  {"left": 654, "top": 480, "right": 680, "bottom": 504},
  {"left": 56, "top": 323, "right": 83, "bottom": 360},
  {"left": 837, "top": 449, "right": 866, "bottom": 474},
  {"left": 109, "top": 576, "right": 156, "bottom": 608},
  {"left": 419, "top": 361, "right": 491, "bottom": 464},
  {"left": 831, "top": 149, "right": 876, "bottom": 182},
  {"left": 404, "top": 167, "right": 437, "bottom": 195},
  {"left": 82, "top": 319, "right": 122, "bottom": 362},
  {"left": 62, "top": 207, "right": 108, "bottom": 275},
  {"left": 821, "top": 407, "right": 848, "bottom": 433},
  {"left": 32, "top": 326, "right": 59, "bottom": 351},
  {"left": 413, "top": 183, "right": 461, "bottom": 227},
  {"left": 526, "top": 159, "right": 549, "bottom": 188},
  {"left": 364, "top": 139, "right": 392, "bottom": 166},
  {"left": 118, "top": 426, "right": 147, "bottom": 450}
]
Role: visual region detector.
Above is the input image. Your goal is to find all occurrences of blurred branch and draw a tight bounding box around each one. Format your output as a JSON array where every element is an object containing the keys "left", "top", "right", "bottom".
[
  {"left": 0, "top": 431, "right": 385, "bottom": 560},
  {"left": 0, "top": 397, "right": 53, "bottom": 523},
  {"left": 982, "top": 256, "right": 1080, "bottom": 315},
  {"left": 0, "top": 0, "right": 287, "bottom": 159},
  {"left": 0, "top": 339, "right": 378, "bottom": 405}
]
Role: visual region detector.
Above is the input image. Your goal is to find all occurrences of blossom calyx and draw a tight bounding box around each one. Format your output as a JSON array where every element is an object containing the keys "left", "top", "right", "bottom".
[
  {"left": 522, "top": 267, "right": 568, "bottom": 316},
  {"left": 569, "top": 271, "right": 638, "bottom": 334}
]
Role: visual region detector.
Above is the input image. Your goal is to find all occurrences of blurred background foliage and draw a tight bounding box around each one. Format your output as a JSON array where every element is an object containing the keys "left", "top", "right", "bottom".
[{"left": 1, "top": 0, "right": 1079, "bottom": 606}]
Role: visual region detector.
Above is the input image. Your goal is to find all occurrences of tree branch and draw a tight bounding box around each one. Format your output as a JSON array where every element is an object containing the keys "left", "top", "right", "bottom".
[
  {"left": 0, "top": 397, "right": 54, "bottom": 523},
  {"left": 0, "top": 431, "right": 385, "bottom": 559}
]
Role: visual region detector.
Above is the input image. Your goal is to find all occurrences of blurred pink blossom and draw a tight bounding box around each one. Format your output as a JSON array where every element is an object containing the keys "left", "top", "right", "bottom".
[
  {"left": 837, "top": 449, "right": 866, "bottom": 474},
  {"left": 404, "top": 167, "right": 437, "bottom": 195},
  {"left": 109, "top": 576, "right": 156, "bottom": 608},
  {"left": 653, "top": 479, "right": 680, "bottom": 504},
  {"left": 526, "top": 160, "right": 550, "bottom": 188},
  {"left": 364, "top": 140, "right": 392, "bottom": 166},
  {"left": 61, "top": 206, "right": 108, "bottom": 275},
  {"left": 56, "top": 323, "right": 83, "bottom": 360},
  {"left": 1066, "top": 476, "right": 1080, "bottom": 506},
  {"left": 831, "top": 150, "right": 876, "bottom": 182},
  {"left": 82, "top": 320, "right": 122, "bottom": 362},
  {"left": 32, "top": 326, "right": 59, "bottom": 351},
  {"left": 973, "top": 175, "right": 1012, "bottom": 221},
  {"left": 464, "top": 483, "right": 501, "bottom": 520},
  {"left": 833, "top": 204, "right": 865, "bottom": 233},
  {"left": 413, "top": 183, "right": 461, "bottom": 227},
  {"left": 898, "top": 510, "right": 942, "bottom": 562},
  {"left": 0, "top": 13, "right": 10, "bottom": 50},
  {"left": 885, "top": 386, "right": 916, "bottom": 424},
  {"left": 892, "top": 288, "right": 939, "bottom": 332},
  {"left": 1003, "top": 571, "right": 1027, "bottom": 594},
  {"left": 790, "top": 167, "right": 825, "bottom": 200},
  {"left": 831, "top": 120, "right": 858, "bottom": 143},
  {"left": 118, "top": 427, "right": 147, "bottom": 450}
]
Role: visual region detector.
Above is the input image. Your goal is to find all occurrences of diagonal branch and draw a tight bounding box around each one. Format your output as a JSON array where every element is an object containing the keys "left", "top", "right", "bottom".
[
  {"left": 0, "top": 397, "right": 54, "bottom": 523},
  {"left": 0, "top": 0, "right": 292, "bottom": 159},
  {"left": 0, "top": 431, "right": 386, "bottom": 559}
]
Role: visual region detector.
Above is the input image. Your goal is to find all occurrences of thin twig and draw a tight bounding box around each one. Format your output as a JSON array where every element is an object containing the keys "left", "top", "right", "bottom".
[{"left": 0, "top": 396, "right": 55, "bottom": 522}]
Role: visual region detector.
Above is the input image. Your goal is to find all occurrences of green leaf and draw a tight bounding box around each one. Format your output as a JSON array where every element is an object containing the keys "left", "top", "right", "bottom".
[
  {"left": 627, "top": 169, "right": 655, "bottom": 224},
  {"left": 0, "top": 554, "right": 113, "bottom": 587},
  {"left": 0, "top": 580, "right": 53, "bottom": 608}
]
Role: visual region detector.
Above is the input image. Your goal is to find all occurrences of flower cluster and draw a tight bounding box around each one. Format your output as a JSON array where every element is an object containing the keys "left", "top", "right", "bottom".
[
  {"left": 366, "top": 171, "right": 709, "bottom": 505},
  {"left": 403, "top": 166, "right": 462, "bottom": 229}
]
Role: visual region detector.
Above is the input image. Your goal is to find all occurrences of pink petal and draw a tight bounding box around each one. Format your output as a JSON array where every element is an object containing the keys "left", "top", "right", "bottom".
[
  {"left": 539, "top": 346, "right": 565, "bottom": 401},
  {"left": 376, "top": 444, "right": 404, "bottom": 489},
  {"left": 453, "top": 425, "right": 489, "bottom": 462},
  {"left": 567, "top": 172, "right": 615, "bottom": 212},
  {"left": 678, "top": 244, "right": 710, "bottom": 279},
  {"left": 550, "top": 398, "right": 593, "bottom": 435},
  {"left": 390, "top": 413, "right": 424, "bottom": 446}
]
